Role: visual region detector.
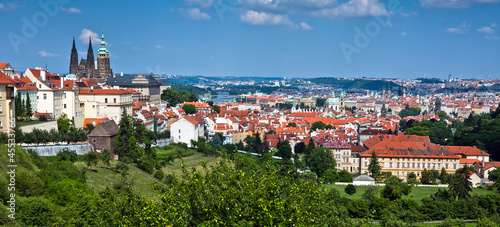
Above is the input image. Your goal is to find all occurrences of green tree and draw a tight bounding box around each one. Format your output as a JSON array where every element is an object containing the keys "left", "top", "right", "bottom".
[
  {"left": 84, "top": 123, "right": 95, "bottom": 133},
  {"left": 310, "top": 121, "right": 326, "bottom": 131},
  {"left": 361, "top": 185, "right": 379, "bottom": 200},
  {"left": 101, "top": 148, "right": 112, "bottom": 167},
  {"left": 84, "top": 151, "right": 99, "bottom": 168},
  {"left": 210, "top": 132, "right": 224, "bottom": 149},
  {"left": 57, "top": 113, "right": 71, "bottom": 134},
  {"left": 308, "top": 147, "right": 335, "bottom": 178},
  {"left": 56, "top": 148, "right": 77, "bottom": 163},
  {"left": 15, "top": 92, "right": 24, "bottom": 120},
  {"left": 405, "top": 126, "right": 430, "bottom": 136},
  {"left": 115, "top": 109, "right": 134, "bottom": 163},
  {"left": 381, "top": 176, "right": 412, "bottom": 201},
  {"left": 449, "top": 166, "right": 474, "bottom": 199},
  {"left": 212, "top": 105, "right": 221, "bottom": 114},
  {"left": 276, "top": 140, "right": 292, "bottom": 160},
  {"left": 287, "top": 122, "right": 297, "bottom": 127},
  {"left": 345, "top": 184, "right": 357, "bottom": 195},
  {"left": 440, "top": 167, "right": 450, "bottom": 184},
  {"left": 305, "top": 139, "right": 316, "bottom": 165},
  {"left": 337, "top": 170, "right": 352, "bottom": 182},
  {"left": 368, "top": 151, "right": 382, "bottom": 178},
  {"left": 25, "top": 95, "right": 33, "bottom": 120},
  {"left": 182, "top": 104, "right": 197, "bottom": 114}
]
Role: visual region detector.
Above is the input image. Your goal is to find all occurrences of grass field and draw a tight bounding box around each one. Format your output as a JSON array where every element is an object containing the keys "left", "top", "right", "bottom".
[
  {"left": 16, "top": 119, "right": 54, "bottom": 126},
  {"left": 323, "top": 184, "right": 497, "bottom": 202}
]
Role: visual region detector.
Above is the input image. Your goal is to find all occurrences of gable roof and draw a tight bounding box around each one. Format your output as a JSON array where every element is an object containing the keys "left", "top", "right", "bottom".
[
  {"left": 0, "top": 71, "right": 15, "bottom": 84},
  {"left": 105, "top": 74, "right": 161, "bottom": 86},
  {"left": 183, "top": 115, "right": 203, "bottom": 126},
  {"left": 88, "top": 120, "right": 120, "bottom": 137}
]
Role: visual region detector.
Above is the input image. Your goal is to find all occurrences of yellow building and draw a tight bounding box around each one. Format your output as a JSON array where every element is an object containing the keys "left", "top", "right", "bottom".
[{"left": 0, "top": 72, "right": 15, "bottom": 133}]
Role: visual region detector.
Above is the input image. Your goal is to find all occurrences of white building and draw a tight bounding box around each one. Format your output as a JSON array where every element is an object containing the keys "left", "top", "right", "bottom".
[
  {"left": 24, "top": 68, "right": 64, "bottom": 119},
  {"left": 78, "top": 88, "right": 133, "bottom": 123},
  {"left": 171, "top": 115, "right": 204, "bottom": 146}
]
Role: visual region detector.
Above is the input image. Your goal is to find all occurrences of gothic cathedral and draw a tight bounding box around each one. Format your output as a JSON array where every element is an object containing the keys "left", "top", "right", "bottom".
[{"left": 69, "top": 32, "right": 113, "bottom": 79}]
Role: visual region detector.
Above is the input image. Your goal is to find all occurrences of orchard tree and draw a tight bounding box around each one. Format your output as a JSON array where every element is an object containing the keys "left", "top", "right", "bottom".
[{"left": 84, "top": 152, "right": 99, "bottom": 168}]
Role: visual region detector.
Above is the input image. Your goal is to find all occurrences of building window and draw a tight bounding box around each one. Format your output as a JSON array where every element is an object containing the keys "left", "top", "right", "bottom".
[
  {"left": 179, "top": 135, "right": 181, "bottom": 139},
  {"left": 114, "top": 98, "right": 116, "bottom": 103},
  {"left": 105, "top": 98, "right": 108, "bottom": 103},
  {"left": 179, "top": 129, "right": 181, "bottom": 133},
  {"left": 389, "top": 163, "right": 392, "bottom": 168},
  {"left": 92, "top": 105, "right": 95, "bottom": 109},
  {"left": 64, "top": 104, "right": 67, "bottom": 108},
  {"left": 0, "top": 104, "right": 2, "bottom": 113},
  {"left": 0, "top": 120, "right": 2, "bottom": 128},
  {"left": 43, "top": 94, "right": 47, "bottom": 100},
  {"left": 92, "top": 139, "right": 97, "bottom": 143}
]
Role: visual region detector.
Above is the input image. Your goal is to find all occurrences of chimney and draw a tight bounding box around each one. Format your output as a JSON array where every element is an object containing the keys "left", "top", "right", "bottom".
[
  {"left": 41, "top": 70, "right": 46, "bottom": 81},
  {"left": 60, "top": 76, "right": 64, "bottom": 90},
  {"left": 90, "top": 86, "right": 94, "bottom": 94}
]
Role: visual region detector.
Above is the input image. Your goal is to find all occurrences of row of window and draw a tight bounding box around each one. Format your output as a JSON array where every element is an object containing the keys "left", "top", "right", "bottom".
[
  {"left": 365, "top": 157, "right": 455, "bottom": 162},
  {"left": 365, "top": 162, "right": 457, "bottom": 169}
]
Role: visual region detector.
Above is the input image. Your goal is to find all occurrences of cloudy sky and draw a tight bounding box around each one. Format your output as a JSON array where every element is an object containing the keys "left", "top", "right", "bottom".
[{"left": 0, "top": 0, "right": 499, "bottom": 79}]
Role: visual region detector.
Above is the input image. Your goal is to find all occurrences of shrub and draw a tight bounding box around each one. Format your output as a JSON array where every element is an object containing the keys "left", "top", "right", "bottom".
[
  {"left": 137, "top": 156, "right": 155, "bottom": 174},
  {"left": 345, "top": 184, "right": 357, "bottom": 195},
  {"left": 437, "top": 217, "right": 465, "bottom": 227},
  {"left": 154, "top": 170, "right": 165, "bottom": 181},
  {"left": 39, "top": 115, "right": 48, "bottom": 121},
  {"left": 56, "top": 148, "right": 78, "bottom": 163}
]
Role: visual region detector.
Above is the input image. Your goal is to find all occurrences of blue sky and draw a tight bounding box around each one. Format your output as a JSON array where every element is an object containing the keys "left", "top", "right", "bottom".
[{"left": 0, "top": 0, "right": 499, "bottom": 79}]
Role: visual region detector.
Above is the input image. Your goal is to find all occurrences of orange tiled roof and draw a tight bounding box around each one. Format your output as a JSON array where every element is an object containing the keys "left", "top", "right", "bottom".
[
  {"left": 0, "top": 71, "right": 15, "bottom": 84},
  {"left": 445, "top": 146, "right": 490, "bottom": 157},
  {"left": 79, "top": 88, "right": 132, "bottom": 95}
]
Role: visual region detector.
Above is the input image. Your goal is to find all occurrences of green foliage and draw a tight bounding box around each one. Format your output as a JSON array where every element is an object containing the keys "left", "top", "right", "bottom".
[
  {"left": 161, "top": 88, "right": 199, "bottom": 106},
  {"left": 157, "top": 161, "right": 353, "bottom": 226},
  {"left": 440, "top": 167, "right": 450, "bottom": 184},
  {"left": 362, "top": 185, "right": 379, "bottom": 200},
  {"left": 405, "top": 126, "right": 429, "bottom": 136},
  {"left": 381, "top": 176, "right": 412, "bottom": 201},
  {"left": 25, "top": 94, "right": 33, "bottom": 119},
  {"left": 286, "top": 122, "right": 297, "bottom": 127},
  {"left": 57, "top": 113, "right": 71, "bottom": 134},
  {"left": 477, "top": 217, "right": 498, "bottom": 227},
  {"left": 39, "top": 114, "right": 48, "bottom": 121},
  {"left": 17, "top": 197, "right": 55, "bottom": 226},
  {"left": 154, "top": 169, "right": 165, "bottom": 180},
  {"left": 345, "top": 184, "right": 357, "bottom": 195},
  {"left": 488, "top": 167, "right": 500, "bottom": 185},
  {"left": 276, "top": 140, "right": 292, "bottom": 159},
  {"left": 399, "top": 105, "right": 421, "bottom": 118},
  {"left": 310, "top": 121, "right": 326, "bottom": 131},
  {"left": 182, "top": 104, "right": 197, "bottom": 114},
  {"left": 56, "top": 148, "right": 78, "bottom": 163},
  {"left": 449, "top": 166, "right": 474, "bottom": 200},
  {"left": 321, "top": 168, "right": 338, "bottom": 184},
  {"left": 101, "top": 149, "right": 112, "bottom": 167},
  {"left": 437, "top": 217, "right": 465, "bottom": 227},
  {"left": 212, "top": 104, "right": 220, "bottom": 114},
  {"left": 84, "top": 152, "right": 99, "bottom": 168},
  {"left": 137, "top": 156, "right": 155, "bottom": 174},
  {"left": 210, "top": 132, "right": 224, "bottom": 148},
  {"left": 84, "top": 123, "right": 95, "bottom": 133},
  {"left": 368, "top": 151, "right": 382, "bottom": 178},
  {"left": 170, "top": 84, "right": 207, "bottom": 96},
  {"left": 337, "top": 170, "right": 353, "bottom": 182},
  {"left": 308, "top": 147, "right": 335, "bottom": 178}
]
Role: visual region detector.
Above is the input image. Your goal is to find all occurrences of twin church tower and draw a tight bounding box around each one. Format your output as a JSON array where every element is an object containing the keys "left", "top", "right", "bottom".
[{"left": 69, "top": 32, "right": 113, "bottom": 79}]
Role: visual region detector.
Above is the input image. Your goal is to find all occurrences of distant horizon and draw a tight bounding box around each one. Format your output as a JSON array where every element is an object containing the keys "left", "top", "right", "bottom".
[{"left": 1, "top": 0, "right": 499, "bottom": 80}]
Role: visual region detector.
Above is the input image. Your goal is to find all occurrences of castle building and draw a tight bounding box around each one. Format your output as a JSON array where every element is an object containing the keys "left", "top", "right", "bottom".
[{"left": 69, "top": 32, "right": 113, "bottom": 79}]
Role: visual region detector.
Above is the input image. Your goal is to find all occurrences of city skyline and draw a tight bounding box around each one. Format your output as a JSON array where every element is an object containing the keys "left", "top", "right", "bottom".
[{"left": 0, "top": 0, "right": 499, "bottom": 79}]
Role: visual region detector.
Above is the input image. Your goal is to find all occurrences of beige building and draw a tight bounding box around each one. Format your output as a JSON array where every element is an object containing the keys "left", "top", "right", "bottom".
[
  {"left": 78, "top": 88, "right": 133, "bottom": 123},
  {"left": 0, "top": 72, "right": 15, "bottom": 133},
  {"left": 360, "top": 140, "right": 460, "bottom": 181}
]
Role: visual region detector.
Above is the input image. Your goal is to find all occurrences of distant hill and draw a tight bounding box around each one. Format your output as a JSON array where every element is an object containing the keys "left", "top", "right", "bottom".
[{"left": 307, "top": 77, "right": 399, "bottom": 90}]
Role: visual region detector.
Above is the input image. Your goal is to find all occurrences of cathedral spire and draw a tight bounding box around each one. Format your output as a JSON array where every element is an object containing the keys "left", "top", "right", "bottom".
[
  {"left": 86, "top": 37, "right": 95, "bottom": 78},
  {"left": 72, "top": 37, "right": 76, "bottom": 51},
  {"left": 69, "top": 37, "right": 79, "bottom": 75}
]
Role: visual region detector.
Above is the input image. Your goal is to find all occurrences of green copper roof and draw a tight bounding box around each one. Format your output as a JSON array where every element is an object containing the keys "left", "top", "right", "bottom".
[{"left": 98, "top": 33, "right": 109, "bottom": 55}]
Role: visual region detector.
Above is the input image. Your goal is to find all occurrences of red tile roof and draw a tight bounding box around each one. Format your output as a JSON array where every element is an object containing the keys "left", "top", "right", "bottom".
[
  {"left": 445, "top": 146, "right": 490, "bottom": 157},
  {"left": 0, "top": 71, "right": 15, "bottom": 84},
  {"left": 79, "top": 88, "right": 132, "bottom": 95}
]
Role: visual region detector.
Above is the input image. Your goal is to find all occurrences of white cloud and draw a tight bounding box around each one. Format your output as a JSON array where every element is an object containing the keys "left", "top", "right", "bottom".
[
  {"left": 240, "top": 10, "right": 312, "bottom": 30},
  {"left": 0, "top": 2, "right": 20, "bottom": 11},
  {"left": 132, "top": 46, "right": 141, "bottom": 50},
  {"left": 419, "top": 0, "right": 499, "bottom": 9},
  {"left": 477, "top": 26, "right": 495, "bottom": 35},
  {"left": 60, "top": 6, "right": 82, "bottom": 14},
  {"left": 241, "top": 10, "right": 295, "bottom": 26},
  {"left": 79, "top": 29, "right": 104, "bottom": 45},
  {"left": 490, "top": 23, "right": 498, "bottom": 28},
  {"left": 155, "top": 45, "right": 165, "bottom": 49},
  {"left": 400, "top": 11, "right": 417, "bottom": 17},
  {"left": 179, "top": 8, "right": 211, "bottom": 20},
  {"left": 485, "top": 36, "right": 499, "bottom": 40},
  {"left": 311, "top": 0, "right": 388, "bottom": 18},
  {"left": 401, "top": 31, "right": 407, "bottom": 36},
  {"left": 299, "top": 22, "right": 313, "bottom": 30},
  {"left": 185, "top": 0, "right": 213, "bottom": 8},
  {"left": 446, "top": 21, "right": 468, "bottom": 34},
  {"left": 38, "top": 51, "right": 59, "bottom": 57}
]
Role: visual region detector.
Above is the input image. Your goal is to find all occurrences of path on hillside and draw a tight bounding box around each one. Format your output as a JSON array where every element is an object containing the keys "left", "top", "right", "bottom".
[{"left": 128, "top": 164, "right": 167, "bottom": 187}]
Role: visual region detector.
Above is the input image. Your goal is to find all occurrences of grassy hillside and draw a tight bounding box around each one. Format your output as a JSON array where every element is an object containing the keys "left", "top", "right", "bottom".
[{"left": 156, "top": 144, "right": 224, "bottom": 176}]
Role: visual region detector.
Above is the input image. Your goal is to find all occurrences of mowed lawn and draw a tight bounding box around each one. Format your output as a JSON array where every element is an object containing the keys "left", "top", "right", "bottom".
[{"left": 323, "top": 184, "right": 497, "bottom": 202}]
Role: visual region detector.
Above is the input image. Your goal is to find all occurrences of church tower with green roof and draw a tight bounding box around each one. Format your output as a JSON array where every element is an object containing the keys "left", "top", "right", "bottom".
[{"left": 97, "top": 32, "right": 113, "bottom": 79}]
